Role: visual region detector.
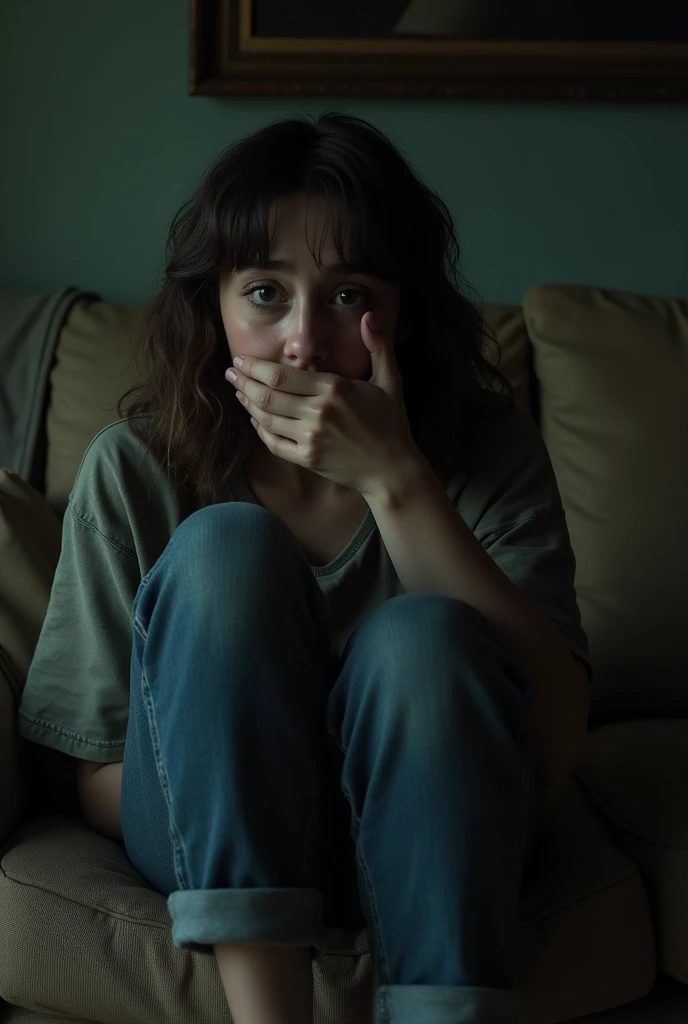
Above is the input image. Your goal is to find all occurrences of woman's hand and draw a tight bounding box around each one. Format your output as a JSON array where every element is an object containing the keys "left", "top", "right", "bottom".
[{"left": 224, "top": 311, "right": 422, "bottom": 498}]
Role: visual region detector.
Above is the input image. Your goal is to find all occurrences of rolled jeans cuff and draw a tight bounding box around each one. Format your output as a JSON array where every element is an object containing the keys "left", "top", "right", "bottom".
[
  {"left": 167, "top": 887, "right": 324, "bottom": 955},
  {"left": 376, "top": 983, "right": 518, "bottom": 1024}
]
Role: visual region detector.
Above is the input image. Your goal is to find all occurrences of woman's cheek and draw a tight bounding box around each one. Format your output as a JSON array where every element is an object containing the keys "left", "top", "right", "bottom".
[{"left": 227, "top": 316, "right": 274, "bottom": 355}]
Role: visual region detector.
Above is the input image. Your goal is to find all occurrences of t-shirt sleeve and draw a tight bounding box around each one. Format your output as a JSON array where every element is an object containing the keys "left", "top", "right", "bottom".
[
  {"left": 16, "top": 440, "right": 141, "bottom": 763},
  {"left": 453, "top": 403, "right": 593, "bottom": 684}
]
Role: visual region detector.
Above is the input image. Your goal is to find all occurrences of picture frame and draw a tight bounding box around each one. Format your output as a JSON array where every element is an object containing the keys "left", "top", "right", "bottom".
[{"left": 189, "top": 0, "right": 688, "bottom": 101}]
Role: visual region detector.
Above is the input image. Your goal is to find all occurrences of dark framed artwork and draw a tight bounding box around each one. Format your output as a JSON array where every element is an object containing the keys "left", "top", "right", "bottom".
[{"left": 189, "top": 0, "right": 688, "bottom": 100}]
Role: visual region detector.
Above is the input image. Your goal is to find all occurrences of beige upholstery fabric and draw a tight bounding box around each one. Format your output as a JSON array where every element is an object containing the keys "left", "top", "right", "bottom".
[
  {"left": 0, "top": 663, "right": 21, "bottom": 853},
  {"left": 44, "top": 299, "right": 148, "bottom": 518},
  {"left": 0, "top": 471, "right": 63, "bottom": 845},
  {"left": 576, "top": 720, "right": 688, "bottom": 983},
  {"left": 1, "top": 1012, "right": 100, "bottom": 1024},
  {"left": 0, "top": 471, "right": 62, "bottom": 687},
  {"left": 0, "top": 779, "right": 655, "bottom": 1024},
  {"left": 482, "top": 304, "right": 534, "bottom": 417},
  {"left": 516, "top": 779, "right": 655, "bottom": 1023},
  {"left": 524, "top": 285, "right": 688, "bottom": 726},
  {"left": 0, "top": 472, "right": 84, "bottom": 849}
]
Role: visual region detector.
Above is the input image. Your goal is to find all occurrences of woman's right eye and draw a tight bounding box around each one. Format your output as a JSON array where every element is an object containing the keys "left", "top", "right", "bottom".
[{"left": 247, "top": 285, "right": 279, "bottom": 305}]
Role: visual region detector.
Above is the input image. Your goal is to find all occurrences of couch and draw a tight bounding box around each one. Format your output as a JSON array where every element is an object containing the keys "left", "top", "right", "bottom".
[{"left": 0, "top": 283, "right": 687, "bottom": 1023}]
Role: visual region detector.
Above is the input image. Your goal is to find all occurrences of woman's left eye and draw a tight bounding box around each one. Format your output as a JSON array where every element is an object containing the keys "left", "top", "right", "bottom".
[{"left": 333, "top": 289, "right": 365, "bottom": 307}]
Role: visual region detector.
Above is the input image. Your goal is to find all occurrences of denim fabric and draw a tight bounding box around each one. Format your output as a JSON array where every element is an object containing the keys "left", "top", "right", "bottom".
[{"left": 121, "top": 502, "right": 544, "bottom": 1024}]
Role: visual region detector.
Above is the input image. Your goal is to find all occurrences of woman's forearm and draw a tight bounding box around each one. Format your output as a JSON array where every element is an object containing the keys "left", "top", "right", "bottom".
[{"left": 364, "top": 453, "right": 589, "bottom": 785}]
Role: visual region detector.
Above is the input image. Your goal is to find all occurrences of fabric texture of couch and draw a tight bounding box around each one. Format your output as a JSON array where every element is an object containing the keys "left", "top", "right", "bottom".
[{"left": 0, "top": 283, "right": 687, "bottom": 1022}]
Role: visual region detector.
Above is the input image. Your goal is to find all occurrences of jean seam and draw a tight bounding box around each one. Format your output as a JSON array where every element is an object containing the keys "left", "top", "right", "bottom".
[
  {"left": 139, "top": 666, "right": 191, "bottom": 892},
  {"left": 326, "top": 727, "right": 390, "bottom": 986},
  {"left": 326, "top": 671, "right": 534, "bottom": 996}
]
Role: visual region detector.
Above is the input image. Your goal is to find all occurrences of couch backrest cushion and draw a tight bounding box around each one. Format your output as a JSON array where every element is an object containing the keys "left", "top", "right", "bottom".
[
  {"left": 482, "top": 304, "right": 535, "bottom": 418},
  {"left": 524, "top": 284, "right": 688, "bottom": 725},
  {"left": 44, "top": 299, "right": 148, "bottom": 518}
]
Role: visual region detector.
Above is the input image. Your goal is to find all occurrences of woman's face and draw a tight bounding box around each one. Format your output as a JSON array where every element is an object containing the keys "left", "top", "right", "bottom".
[{"left": 218, "top": 193, "right": 401, "bottom": 380}]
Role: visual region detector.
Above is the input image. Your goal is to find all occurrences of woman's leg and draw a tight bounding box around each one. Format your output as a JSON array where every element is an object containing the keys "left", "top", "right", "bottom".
[
  {"left": 120, "top": 503, "right": 335, "bottom": 1023},
  {"left": 325, "top": 593, "right": 538, "bottom": 1024}
]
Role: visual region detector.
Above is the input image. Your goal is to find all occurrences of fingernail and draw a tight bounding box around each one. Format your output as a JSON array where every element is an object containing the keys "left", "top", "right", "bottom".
[
  {"left": 367, "top": 313, "right": 378, "bottom": 332},
  {"left": 233, "top": 356, "right": 244, "bottom": 368}
]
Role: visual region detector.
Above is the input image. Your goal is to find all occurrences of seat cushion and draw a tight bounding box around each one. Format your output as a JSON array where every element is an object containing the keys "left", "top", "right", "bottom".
[
  {"left": 0, "top": 778, "right": 654, "bottom": 1024},
  {"left": 0, "top": 1010, "right": 100, "bottom": 1024},
  {"left": 516, "top": 778, "right": 655, "bottom": 1023},
  {"left": 576, "top": 719, "right": 688, "bottom": 983},
  {"left": 0, "top": 811, "right": 372, "bottom": 1024}
]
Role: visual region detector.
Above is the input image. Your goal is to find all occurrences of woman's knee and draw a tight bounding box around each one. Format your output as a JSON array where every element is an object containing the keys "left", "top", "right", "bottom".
[
  {"left": 171, "top": 502, "right": 292, "bottom": 560},
  {"left": 352, "top": 594, "right": 485, "bottom": 662},
  {"left": 134, "top": 502, "right": 312, "bottom": 631},
  {"left": 158, "top": 502, "right": 304, "bottom": 589},
  {"left": 344, "top": 593, "right": 521, "bottom": 708}
]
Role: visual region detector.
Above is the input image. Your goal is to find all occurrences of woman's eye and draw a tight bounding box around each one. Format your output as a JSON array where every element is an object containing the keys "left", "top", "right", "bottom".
[
  {"left": 248, "top": 285, "right": 278, "bottom": 305},
  {"left": 333, "top": 289, "right": 363, "bottom": 307},
  {"left": 245, "top": 285, "right": 366, "bottom": 308}
]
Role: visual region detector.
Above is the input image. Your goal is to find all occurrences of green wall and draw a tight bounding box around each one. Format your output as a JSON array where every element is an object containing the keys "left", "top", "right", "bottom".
[{"left": 1, "top": 0, "right": 687, "bottom": 306}]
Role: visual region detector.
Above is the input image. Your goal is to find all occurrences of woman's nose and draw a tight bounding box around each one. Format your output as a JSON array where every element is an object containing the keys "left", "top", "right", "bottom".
[{"left": 283, "top": 309, "right": 329, "bottom": 364}]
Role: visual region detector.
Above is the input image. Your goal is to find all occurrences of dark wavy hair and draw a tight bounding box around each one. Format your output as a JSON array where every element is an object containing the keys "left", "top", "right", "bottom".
[{"left": 117, "top": 112, "right": 514, "bottom": 507}]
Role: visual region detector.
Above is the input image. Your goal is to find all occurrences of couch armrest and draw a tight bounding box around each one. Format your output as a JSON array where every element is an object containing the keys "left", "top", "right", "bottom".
[{"left": 0, "top": 468, "right": 66, "bottom": 844}]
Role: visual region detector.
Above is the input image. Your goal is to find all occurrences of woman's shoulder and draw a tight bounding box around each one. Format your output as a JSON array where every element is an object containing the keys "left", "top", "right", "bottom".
[
  {"left": 449, "top": 393, "right": 561, "bottom": 519},
  {"left": 455, "top": 391, "right": 544, "bottom": 477},
  {"left": 77, "top": 413, "right": 156, "bottom": 468},
  {"left": 69, "top": 414, "right": 185, "bottom": 523},
  {"left": 479, "top": 393, "right": 545, "bottom": 454}
]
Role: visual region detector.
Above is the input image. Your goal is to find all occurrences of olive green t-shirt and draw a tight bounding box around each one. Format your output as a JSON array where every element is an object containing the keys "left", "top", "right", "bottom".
[{"left": 17, "top": 404, "right": 592, "bottom": 764}]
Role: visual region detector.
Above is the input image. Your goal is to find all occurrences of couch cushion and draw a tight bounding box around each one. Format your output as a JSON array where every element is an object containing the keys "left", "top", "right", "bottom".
[
  {"left": 524, "top": 284, "right": 688, "bottom": 725},
  {"left": 0, "top": 470, "right": 65, "bottom": 845},
  {"left": 44, "top": 299, "right": 148, "bottom": 519},
  {"left": 516, "top": 778, "right": 655, "bottom": 1023},
  {"left": 0, "top": 471, "right": 62, "bottom": 689},
  {"left": 0, "top": 813, "right": 372, "bottom": 1024},
  {"left": 576, "top": 719, "right": 688, "bottom": 983},
  {"left": 482, "top": 304, "right": 535, "bottom": 417},
  {"left": 0, "top": 778, "right": 655, "bottom": 1024},
  {"left": 0, "top": 470, "right": 81, "bottom": 836},
  {"left": 0, "top": 1010, "right": 100, "bottom": 1024}
]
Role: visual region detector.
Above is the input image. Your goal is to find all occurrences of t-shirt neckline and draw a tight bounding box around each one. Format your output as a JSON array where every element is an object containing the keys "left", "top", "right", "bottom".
[{"left": 234, "top": 470, "right": 376, "bottom": 576}]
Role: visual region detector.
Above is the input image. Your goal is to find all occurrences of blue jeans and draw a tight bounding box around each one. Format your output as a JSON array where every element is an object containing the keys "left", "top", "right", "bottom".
[{"left": 121, "top": 503, "right": 544, "bottom": 1024}]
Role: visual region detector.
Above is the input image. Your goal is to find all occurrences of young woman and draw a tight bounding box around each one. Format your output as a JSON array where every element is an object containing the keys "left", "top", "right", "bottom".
[{"left": 18, "top": 113, "right": 591, "bottom": 1024}]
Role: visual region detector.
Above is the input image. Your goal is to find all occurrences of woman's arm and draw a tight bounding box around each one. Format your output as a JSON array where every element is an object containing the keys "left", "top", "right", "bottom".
[{"left": 364, "top": 454, "right": 589, "bottom": 787}]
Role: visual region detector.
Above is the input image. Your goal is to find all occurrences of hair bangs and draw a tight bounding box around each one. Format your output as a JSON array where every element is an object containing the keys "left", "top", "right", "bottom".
[
  {"left": 216, "top": 189, "right": 275, "bottom": 276},
  {"left": 304, "top": 180, "right": 402, "bottom": 283},
  {"left": 216, "top": 169, "right": 402, "bottom": 284}
]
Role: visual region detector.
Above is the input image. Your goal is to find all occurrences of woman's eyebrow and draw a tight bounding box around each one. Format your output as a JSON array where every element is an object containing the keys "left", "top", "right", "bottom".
[{"left": 237, "top": 259, "right": 372, "bottom": 275}]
